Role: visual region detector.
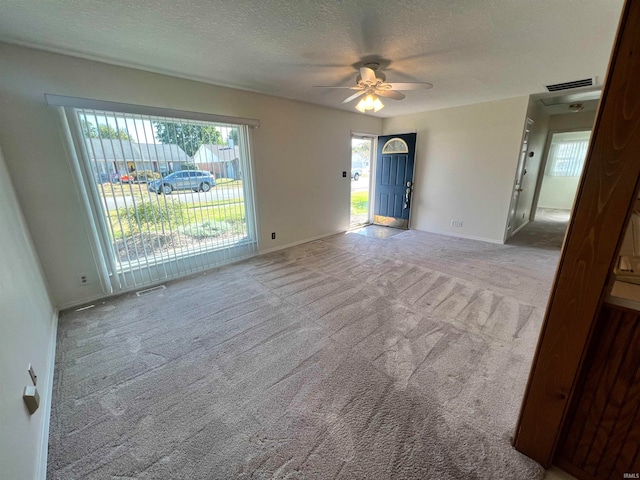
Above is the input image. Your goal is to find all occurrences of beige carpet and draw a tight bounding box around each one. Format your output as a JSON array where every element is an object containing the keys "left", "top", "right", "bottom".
[
  {"left": 48, "top": 226, "right": 562, "bottom": 479},
  {"left": 507, "top": 208, "right": 570, "bottom": 251}
]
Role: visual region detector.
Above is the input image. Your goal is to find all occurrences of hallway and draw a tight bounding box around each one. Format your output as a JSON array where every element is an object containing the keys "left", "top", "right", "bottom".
[{"left": 507, "top": 208, "right": 570, "bottom": 251}]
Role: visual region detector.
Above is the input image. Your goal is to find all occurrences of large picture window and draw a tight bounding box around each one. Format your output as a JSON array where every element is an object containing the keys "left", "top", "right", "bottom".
[{"left": 54, "top": 97, "right": 259, "bottom": 293}]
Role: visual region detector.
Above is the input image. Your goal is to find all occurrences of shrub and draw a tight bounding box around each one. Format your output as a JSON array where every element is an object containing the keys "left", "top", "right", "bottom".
[
  {"left": 120, "top": 199, "right": 185, "bottom": 233},
  {"left": 180, "top": 221, "right": 230, "bottom": 239}
]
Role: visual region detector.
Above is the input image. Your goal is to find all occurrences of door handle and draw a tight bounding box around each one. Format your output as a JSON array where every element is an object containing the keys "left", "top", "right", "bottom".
[
  {"left": 404, "top": 182, "right": 412, "bottom": 209},
  {"left": 516, "top": 188, "right": 523, "bottom": 192}
]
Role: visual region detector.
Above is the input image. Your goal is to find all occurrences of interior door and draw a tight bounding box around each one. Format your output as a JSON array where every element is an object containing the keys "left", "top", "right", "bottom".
[
  {"left": 374, "top": 133, "right": 417, "bottom": 229},
  {"left": 506, "top": 118, "right": 533, "bottom": 238}
]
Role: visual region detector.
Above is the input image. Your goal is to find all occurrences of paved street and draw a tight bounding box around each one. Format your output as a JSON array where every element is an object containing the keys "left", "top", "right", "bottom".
[
  {"left": 351, "top": 174, "right": 370, "bottom": 192},
  {"left": 101, "top": 186, "right": 243, "bottom": 211},
  {"left": 100, "top": 177, "right": 369, "bottom": 212}
]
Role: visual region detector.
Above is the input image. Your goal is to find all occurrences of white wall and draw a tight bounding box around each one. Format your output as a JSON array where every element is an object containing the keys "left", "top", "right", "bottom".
[
  {"left": 0, "top": 43, "right": 382, "bottom": 308},
  {"left": 538, "top": 176, "right": 581, "bottom": 210},
  {"left": 547, "top": 110, "right": 597, "bottom": 132},
  {"left": 0, "top": 148, "right": 57, "bottom": 480},
  {"left": 382, "top": 96, "right": 530, "bottom": 243},
  {"left": 536, "top": 110, "right": 597, "bottom": 211}
]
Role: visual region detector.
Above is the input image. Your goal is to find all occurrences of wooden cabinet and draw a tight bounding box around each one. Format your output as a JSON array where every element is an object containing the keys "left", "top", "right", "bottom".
[{"left": 556, "top": 303, "right": 640, "bottom": 479}]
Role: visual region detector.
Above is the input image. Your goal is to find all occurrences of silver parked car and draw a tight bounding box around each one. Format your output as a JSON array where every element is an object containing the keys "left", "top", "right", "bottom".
[{"left": 148, "top": 170, "right": 216, "bottom": 194}]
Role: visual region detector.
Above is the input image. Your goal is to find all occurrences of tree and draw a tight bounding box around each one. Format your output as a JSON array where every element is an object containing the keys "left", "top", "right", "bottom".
[
  {"left": 153, "top": 122, "right": 222, "bottom": 157},
  {"left": 351, "top": 139, "right": 371, "bottom": 164},
  {"left": 81, "top": 119, "right": 98, "bottom": 138},
  {"left": 81, "top": 119, "right": 133, "bottom": 140},
  {"left": 98, "top": 124, "right": 133, "bottom": 140}
]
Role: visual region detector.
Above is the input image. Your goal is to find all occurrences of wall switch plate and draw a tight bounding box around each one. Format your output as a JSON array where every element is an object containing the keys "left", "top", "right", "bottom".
[
  {"left": 271, "top": 232, "right": 276, "bottom": 239},
  {"left": 23, "top": 386, "right": 40, "bottom": 414},
  {"left": 28, "top": 364, "right": 37, "bottom": 386},
  {"left": 342, "top": 171, "right": 347, "bottom": 177}
]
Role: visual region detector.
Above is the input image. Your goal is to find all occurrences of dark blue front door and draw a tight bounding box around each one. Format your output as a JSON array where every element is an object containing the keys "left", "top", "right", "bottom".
[{"left": 374, "top": 133, "right": 417, "bottom": 229}]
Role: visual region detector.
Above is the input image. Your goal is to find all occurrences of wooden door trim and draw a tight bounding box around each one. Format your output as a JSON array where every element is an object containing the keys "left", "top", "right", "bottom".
[{"left": 514, "top": 0, "right": 640, "bottom": 466}]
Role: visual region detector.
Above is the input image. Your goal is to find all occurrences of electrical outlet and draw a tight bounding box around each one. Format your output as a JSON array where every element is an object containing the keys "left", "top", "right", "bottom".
[
  {"left": 78, "top": 274, "right": 89, "bottom": 285},
  {"left": 450, "top": 220, "right": 464, "bottom": 228},
  {"left": 271, "top": 232, "right": 276, "bottom": 240}
]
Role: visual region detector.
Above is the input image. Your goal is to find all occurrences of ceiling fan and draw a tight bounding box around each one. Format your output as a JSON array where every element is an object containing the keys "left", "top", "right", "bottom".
[{"left": 315, "top": 63, "right": 433, "bottom": 113}]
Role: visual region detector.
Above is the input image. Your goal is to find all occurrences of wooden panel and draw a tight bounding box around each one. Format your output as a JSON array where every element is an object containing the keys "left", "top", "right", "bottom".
[
  {"left": 514, "top": 0, "right": 640, "bottom": 466},
  {"left": 556, "top": 303, "right": 640, "bottom": 478},
  {"left": 559, "top": 308, "right": 624, "bottom": 462}
]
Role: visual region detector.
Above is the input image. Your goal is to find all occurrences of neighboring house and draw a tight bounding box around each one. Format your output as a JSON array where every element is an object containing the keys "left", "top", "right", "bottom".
[
  {"left": 85, "top": 138, "right": 142, "bottom": 176},
  {"left": 85, "top": 139, "right": 190, "bottom": 176},
  {"left": 192, "top": 144, "right": 241, "bottom": 179},
  {"left": 137, "top": 143, "right": 191, "bottom": 174}
]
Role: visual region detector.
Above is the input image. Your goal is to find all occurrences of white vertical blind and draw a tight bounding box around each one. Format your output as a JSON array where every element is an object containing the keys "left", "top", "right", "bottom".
[
  {"left": 546, "top": 131, "right": 592, "bottom": 177},
  {"left": 62, "top": 106, "right": 258, "bottom": 293}
]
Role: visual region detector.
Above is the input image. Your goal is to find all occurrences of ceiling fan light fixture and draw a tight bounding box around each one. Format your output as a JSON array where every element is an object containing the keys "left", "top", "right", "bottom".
[
  {"left": 356, "top": 93, "right": 384, "bottom": 113},
  {"left": 315, "top": 64, "right": 430, "bottom": 113},
  {"left": 364, "top": 94, "right": 375, "bottom": 109}
]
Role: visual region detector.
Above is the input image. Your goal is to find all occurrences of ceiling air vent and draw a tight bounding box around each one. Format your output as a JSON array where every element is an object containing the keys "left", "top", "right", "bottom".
[{"left": 546, "top": 78, "right": 594, "bottom": 92}]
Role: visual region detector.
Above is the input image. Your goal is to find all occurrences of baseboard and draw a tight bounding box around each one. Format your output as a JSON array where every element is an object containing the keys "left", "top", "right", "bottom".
[
  {"left": 259, "top": 230, "right": 346, "bottom": 255},
  {"left": 57, "top": 292, "right": 112, "bottom": 311},
  {"left": 37, "top": 308, "right": 59, "bottom": 480},
  {"left": 417, "top": 227, "right": 505, "bottom": 245}
]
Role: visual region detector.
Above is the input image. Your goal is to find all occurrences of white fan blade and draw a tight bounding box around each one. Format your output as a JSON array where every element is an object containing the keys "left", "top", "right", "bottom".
[
  {"left": 342, "top": 90, "right": 366, "bottom": 104},
  {"left": 386, "top": 82, "right": 433, "bottom": 91},
  {"left": 360, "top": 67, "right": 377, "bottom": 84},
  {"left": 313, "top": 85, "right": 362, "bottom": 89},
  {"left": 376, "top": 90, "right": 405, "bottom": 100}
]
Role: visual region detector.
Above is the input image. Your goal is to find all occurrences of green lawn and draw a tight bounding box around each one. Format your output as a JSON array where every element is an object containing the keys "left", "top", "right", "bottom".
[
  {"left": 108, "top": 198, "right": 245, "bottom": 239},
  {"left": 216, "top": 177, "right": 243, "bottom": 186},
  {"left": 350, "top": 190, "right": 369, "bottom": 215}
]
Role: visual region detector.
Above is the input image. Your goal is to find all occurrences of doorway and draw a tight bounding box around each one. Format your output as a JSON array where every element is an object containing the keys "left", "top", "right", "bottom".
[
  {"left": 350, "top": 135, "right": 373, "bottom": 228},
  {"left": 534, "top": 130, "right": 591, "bottom": 217},
  {"left": 373, "top": 133, "right": 417, "bottom": 229}
]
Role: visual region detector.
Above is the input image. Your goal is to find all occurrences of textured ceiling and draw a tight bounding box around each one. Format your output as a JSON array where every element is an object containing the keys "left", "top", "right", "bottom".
[{"left": 0, "top": 0, "right": 625, "bottom": 117}]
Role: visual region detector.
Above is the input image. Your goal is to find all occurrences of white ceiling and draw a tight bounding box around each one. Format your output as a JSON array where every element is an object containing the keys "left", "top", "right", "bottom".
[{"left": 0, "top": 0, "right": 624, "bottom": 117}]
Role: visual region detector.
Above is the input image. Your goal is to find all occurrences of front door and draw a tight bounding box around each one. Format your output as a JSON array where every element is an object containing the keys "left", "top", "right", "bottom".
[{"left": 374, "top": 133, "right": 416, "bottom": 229}]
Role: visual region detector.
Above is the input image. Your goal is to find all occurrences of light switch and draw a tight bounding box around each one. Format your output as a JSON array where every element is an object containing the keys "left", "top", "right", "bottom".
[
  {"left": 28, "top": 364, "right": 37, "bottom": 385},
  {"left": 23, "top": 386, "right": 40, "bottom": 414}
]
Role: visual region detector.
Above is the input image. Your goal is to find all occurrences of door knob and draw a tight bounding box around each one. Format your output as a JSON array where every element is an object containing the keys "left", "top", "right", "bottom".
[
  {"left": 516, "top": 188, "right": 523, "bottom": 192},
  {"left": 404, "top": 187, "right": 411, "bottom": 209}
]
